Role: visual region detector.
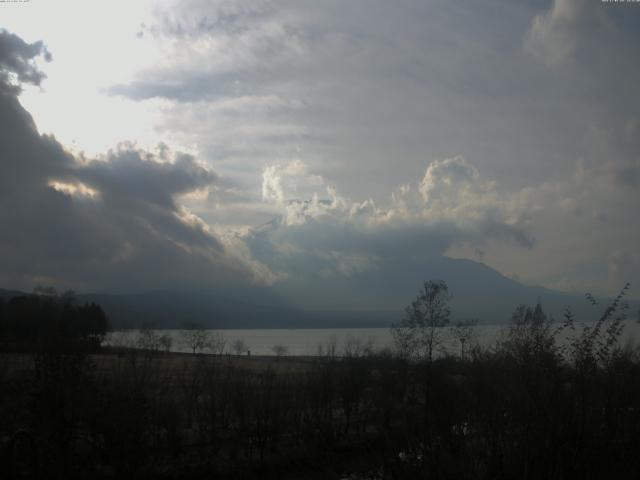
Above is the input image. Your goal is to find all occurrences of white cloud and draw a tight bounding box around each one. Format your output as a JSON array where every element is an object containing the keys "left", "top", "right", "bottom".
[
  {"left": 524, "top": 0, "right": 611, "bottom": 67},
  {"left": 248, "top": 156, "right": 536, "bottom": 285},
  {"left": 249, "top": 147, "right": 640, "bottom": 299},
  {"left": 419, "top": 156, "right": 480, "bottom": 204},
  {"left": 525, "top": 0, "right": 585, "bottom": 66},
  {"left": 262, "top": 159, "right": 324, "bottom": 205}
]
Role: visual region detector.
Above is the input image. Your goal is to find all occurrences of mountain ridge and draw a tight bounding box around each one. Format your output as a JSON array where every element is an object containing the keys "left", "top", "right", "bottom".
[{"left": 2, "top": 256, "right": 631, "bottom": 328}]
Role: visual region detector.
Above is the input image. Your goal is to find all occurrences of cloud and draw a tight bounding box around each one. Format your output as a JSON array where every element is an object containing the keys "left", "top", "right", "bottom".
[
  {"left": 5, "top": 1, "right": 640, "bottom": 302},
  {"left": 108, "top": 0, "right": 306, "bottom": 102},
  {"left": 608, "top": 251, "right": 640, "bottom": 294},
  {"left": 419, "top": 156, "right": 480, "bottom": 204},
  {"left": 245, "top": 156, "right": 535, "bottom": 285},
  {"left": 0, "top": 31, "right": 273, "bottom": 292},
  {"left": 107, "top": 0, "right": 581, "bottom": 203},
  {"left": 81, "top": 146, "right": 217, "bottom": 210},
  {"left": 580, "top": 123, "right": 640, "bottom": 190},
  {"left": 246, "top": 143, "right": 640, "bottom": 300},
  {"left": 524, "top": 0, "right": 613, "bottom": 67},
  {"left": 262, "top": 159, "right": 324, "bottom": 204},
  {"left": 454, "top": 141, "right": 640, "bottom": 298},
  {"left": 0, "top": 29, "right": 51, "bottom": 93}
]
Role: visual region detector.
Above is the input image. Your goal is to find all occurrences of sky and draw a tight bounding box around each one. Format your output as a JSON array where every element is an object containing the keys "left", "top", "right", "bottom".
[{"left": 1, "top": 0, "right": 639, "bottom": 303}]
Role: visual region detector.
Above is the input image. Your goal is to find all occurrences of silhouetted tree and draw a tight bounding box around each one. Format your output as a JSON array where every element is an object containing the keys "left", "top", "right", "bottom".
[
  {"left": 208, "top": 331, "right": 226, "bottom": 355},
  {"left": 0, "top": 290, "right": 108, "bottom": 351},
  {"left": 450, "top": 319, "right": 477, "bottom": 361},
  {"left": 392, "top": 279, "right": 451, "bottom": 361},
  {"left": 500, "top": 302, "right": 556, "bottom": 364},
  {"left": 158, "top": 333, "right": 173, "bottom": 353},
  {"left": 272, "top": 344, "right": 288, "bottom": 357},
  {"left": 343, "top": 334, "right": 375, "bottom": 358},
  {"left": 569, "top": 283, "right": 631, "bottom": 370},
  {"left": 232, "top": 338, "right": 247, "bottom": 356},
  {"left": 390, "top": 280, "right": 452, "bottom": 456},
  {"left": 181, "top": 322, "right": 210, "bottom": 355},
  {"left": 137, "top": 324, "right": 161, "bottom": 352}
]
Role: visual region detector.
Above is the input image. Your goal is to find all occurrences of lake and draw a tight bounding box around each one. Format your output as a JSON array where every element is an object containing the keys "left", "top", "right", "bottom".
[{"left": 105, "top": 320, "right": 640, "bottom": 357}]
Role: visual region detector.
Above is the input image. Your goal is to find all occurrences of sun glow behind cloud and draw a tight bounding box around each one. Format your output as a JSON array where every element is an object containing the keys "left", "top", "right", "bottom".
[
  {"left": 48, "top": 181, "right": 98, "bottom": 199},
  {"left": 5, "top": 0, "right": 169, "bottom": 156}
]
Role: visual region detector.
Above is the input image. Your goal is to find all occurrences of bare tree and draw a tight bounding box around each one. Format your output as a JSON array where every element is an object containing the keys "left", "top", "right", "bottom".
[
  {"left": 137, "top": 325, "right": 161, "bottom": 352},
  {"left": 181, "top": 322, "right": 210, "bottom": 355},
  {"left": 343, "top": 334, "right": 375, "bottom": 358},
  {"left": 158, "top": 334, "right": 173, "bottom": 354},
  {"left": 450, "top": 319, "right": 477, "bottom": 361},
  {"left": 207, "top": 331, "right": 226, "bottom": 355},
  {"left": 232, "top": 338, "right": 247, "bottom": 356},
  {"left": 566, "top": 283, "right": 632, "bottom": 370},
  {"left": 391, "top": 279, "right": 451, "bottom": 361},
  {"left": 392, "top": 279, "right": 452, "bottom": 454},
  {"left": 271, "top": 344, "right": 288, "bottom": 357},
  {"left": 316, "top": 335, "right": 338, "bottom": 358},
  {"left": 501, "top": 303, "right": 555, "bottom": 363}
]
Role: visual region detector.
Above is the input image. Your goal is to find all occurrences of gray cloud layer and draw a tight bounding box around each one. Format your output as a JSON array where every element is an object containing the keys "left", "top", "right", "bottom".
[
  {"left": 3, "top": 0, "right": 640, "bottom": 301},
  {"left": 112, "top": 0, "right": 638, "bottom": 298}
]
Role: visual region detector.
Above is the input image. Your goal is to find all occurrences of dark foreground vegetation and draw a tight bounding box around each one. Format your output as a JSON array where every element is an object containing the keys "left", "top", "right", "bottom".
[{"left": 1, "top": 284, "right": 640, "bottom": 479}]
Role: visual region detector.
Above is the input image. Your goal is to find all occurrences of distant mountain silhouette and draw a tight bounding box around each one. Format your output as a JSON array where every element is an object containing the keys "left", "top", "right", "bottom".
[
  {"left": 268, "top": 255, "right": 612, "bottom": 325},
  {"left": 2, "top": 256, "right": 631, "bottom": 328}
]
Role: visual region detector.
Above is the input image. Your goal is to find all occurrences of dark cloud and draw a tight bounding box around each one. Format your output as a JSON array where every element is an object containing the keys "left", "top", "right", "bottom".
[
  {"left": 0, "top": 29, "right": 51, "bottom": 93},
  {"left": 0, "top": 31, "right": 257, "bottom": 293},
  {"left": 81, "top": 147, "right": 217, "bottom": 210}
]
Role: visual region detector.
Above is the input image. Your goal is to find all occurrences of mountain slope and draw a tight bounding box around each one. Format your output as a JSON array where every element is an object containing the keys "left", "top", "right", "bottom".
[
  {"left": 270, "top": 255, "right": 606, "bottom": 325},
  {"left": 1, "top": 257, "right": 628, "bottom": 328}
]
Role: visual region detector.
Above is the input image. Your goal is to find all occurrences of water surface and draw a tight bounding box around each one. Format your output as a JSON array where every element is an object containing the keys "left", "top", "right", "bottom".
[{"left": 106, "top": 321, "right": 640, "bottom": 357}]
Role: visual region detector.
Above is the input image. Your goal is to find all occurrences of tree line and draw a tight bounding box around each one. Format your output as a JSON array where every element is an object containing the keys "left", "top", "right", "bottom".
[{"left": 0, "top": 289, "right": 108, "bottom": 352}]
